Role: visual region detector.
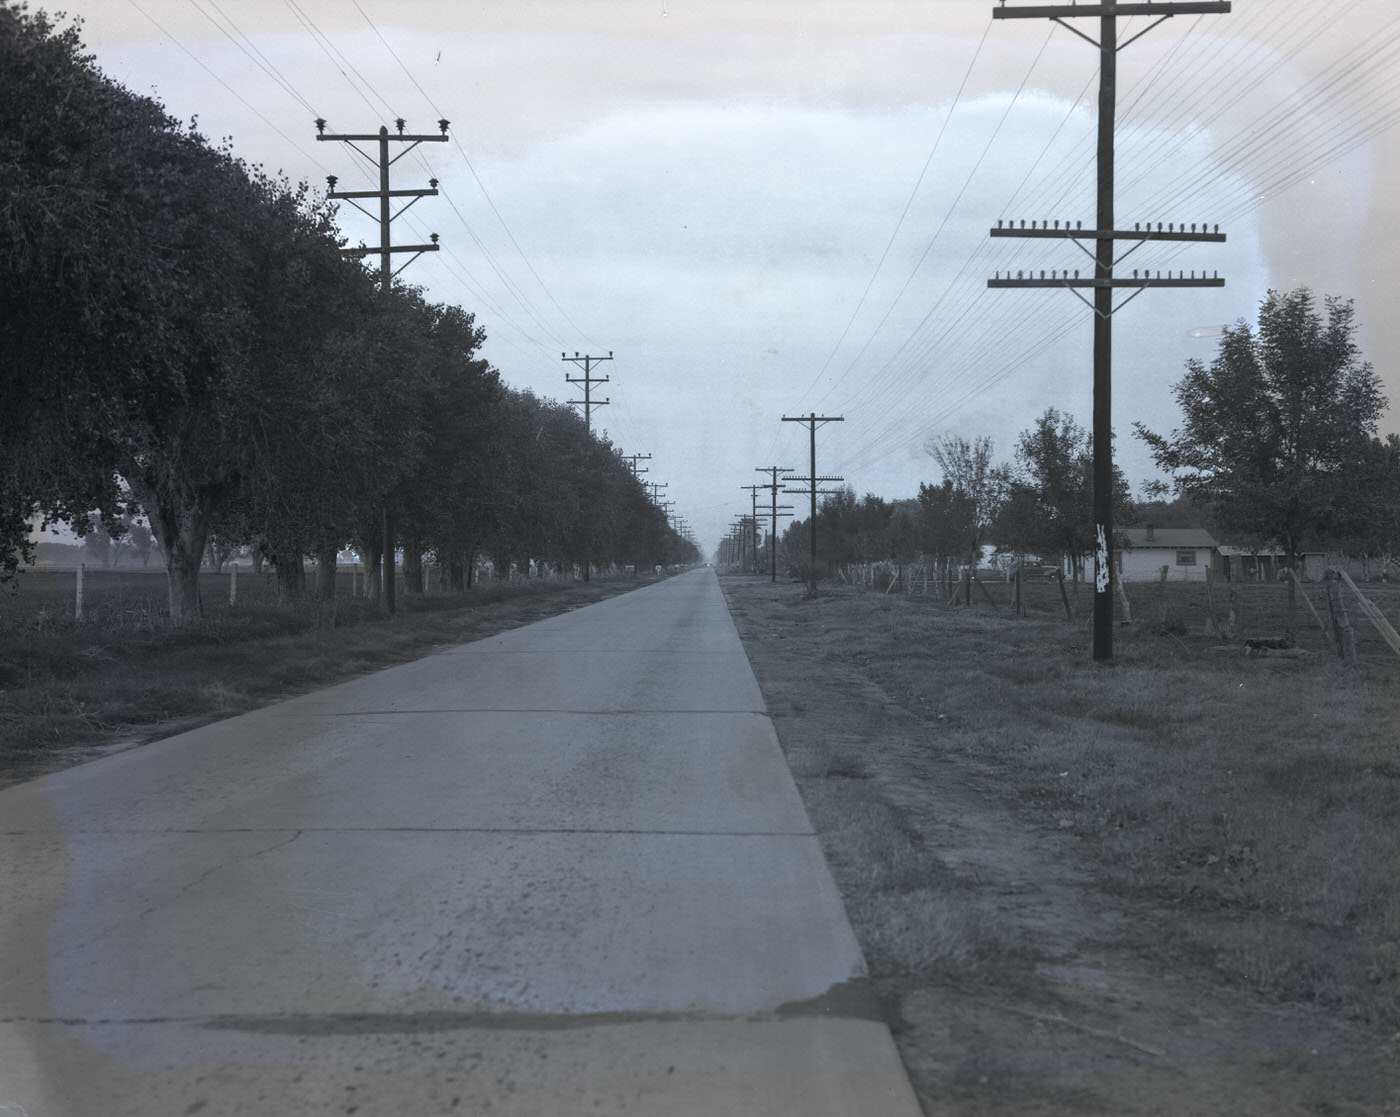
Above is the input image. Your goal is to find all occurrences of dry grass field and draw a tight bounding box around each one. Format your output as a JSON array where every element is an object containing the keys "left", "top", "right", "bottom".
[
  {"left": 0, "top": 567, "right": 649, "bottom": 787},
  {"left": 723, "top": 574, "right": 1400, "bottom": 1116}
]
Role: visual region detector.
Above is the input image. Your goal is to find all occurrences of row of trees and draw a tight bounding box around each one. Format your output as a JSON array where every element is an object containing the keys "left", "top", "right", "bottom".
[
  {"left": 763, "top": 289, "right": 1396, "bottom": 583},
  {"left": 1, "top": 5, "right": 694, "bottom": 619},
  {"left": 769, "top": 411, "right": 1127, "bottom": 587}
]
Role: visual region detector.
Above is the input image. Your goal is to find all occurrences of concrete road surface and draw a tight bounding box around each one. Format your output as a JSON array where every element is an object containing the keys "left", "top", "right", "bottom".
[{"left": 0, "top": 569, "right": 921, "bottom": 1115}]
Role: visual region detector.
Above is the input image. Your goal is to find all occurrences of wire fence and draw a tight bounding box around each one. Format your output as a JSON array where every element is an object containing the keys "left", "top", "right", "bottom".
[{"left": 810, "top": 561, "right": 1400, "bottom": 661}]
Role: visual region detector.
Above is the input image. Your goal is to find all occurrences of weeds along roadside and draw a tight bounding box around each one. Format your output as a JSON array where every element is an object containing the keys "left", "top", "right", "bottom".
[
  {"left": 721, "top": 576, "right": 1400, "bottom": 1032},
  {"left": 0, "top": 569, "right": 650, "bottom": 787}
]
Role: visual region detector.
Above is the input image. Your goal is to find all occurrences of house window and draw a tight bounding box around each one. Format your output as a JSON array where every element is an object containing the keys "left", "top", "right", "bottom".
[{"left": 1176, "top": 550, "right": 1197, "bottom": 566}]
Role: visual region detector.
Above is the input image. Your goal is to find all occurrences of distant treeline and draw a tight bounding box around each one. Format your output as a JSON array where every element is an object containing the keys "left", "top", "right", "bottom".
[{"left": 1, "top": 5, "right": 694, "bottom": 620}]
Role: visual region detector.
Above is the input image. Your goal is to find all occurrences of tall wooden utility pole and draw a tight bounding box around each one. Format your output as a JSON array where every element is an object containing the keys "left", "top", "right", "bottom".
[
  {"left": 782, "top": 413, "right": 844, "bottom": 597},
  {"left": 317, "top": 116, "right": 449, "bottom": 615},
  {"left": 756, "top": 465, "right": 795, "bottom": 583},
  {"left": 741, "top": 485, "right": 765, "bottom": 573},
  {"left": 623, "top": 452, "right": 652, "bottom": 479},
  {"left": 563, "top": 351, "right": 612, "bottom": 432},
  {"left": 988, "top": 2, "right": 1229, "bottom": 661},
  {"left": 561, "top": 350, "right": 613, "bottom": 581}
]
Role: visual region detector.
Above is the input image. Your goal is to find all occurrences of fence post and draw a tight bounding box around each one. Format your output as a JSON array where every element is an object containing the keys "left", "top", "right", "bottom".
[
  {"left": 1337, "top": 568, "right": 1400, "bottom": 660},
  {"left": 1286, "top": 567, "right": 1297, "bottom": 643},
  {"left": 1056, "top": 570, "right": 1073, "bottom": 620},
  {"left": 1325, "top": 571, "right": 1357, "bottom": 660},
  {"left": 75, "top": 562, "right": 84, "bottom": 621},
  {"left": 229, "top": 561, "right": 238, "bottom": 606},
  {"left": 1287, "top": 568, "right": 1326, "bottom": 632}
]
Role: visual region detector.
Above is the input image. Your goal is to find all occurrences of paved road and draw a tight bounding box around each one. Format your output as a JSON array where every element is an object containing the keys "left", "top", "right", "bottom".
[{"left": 0, "top": 569, "right": 920, "bottom": 1115}]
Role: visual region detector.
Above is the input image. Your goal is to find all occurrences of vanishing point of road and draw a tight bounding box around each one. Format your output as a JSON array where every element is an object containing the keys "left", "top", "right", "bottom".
[{"left": 0, "top": 568, "right": 920, "bottom": 1115}]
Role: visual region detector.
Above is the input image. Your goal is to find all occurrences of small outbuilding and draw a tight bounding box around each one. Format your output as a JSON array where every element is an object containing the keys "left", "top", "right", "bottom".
[{"left": 1118, "top": 525, "right": 1223, "bottom": 582}]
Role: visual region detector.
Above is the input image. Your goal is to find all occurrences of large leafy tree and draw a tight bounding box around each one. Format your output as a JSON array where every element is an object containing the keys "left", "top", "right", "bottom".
[
  {"left": 1134, "top": 289, "right": 1385, "bottom": 559},
  {"left": 1346, "top": 433, "right": 1400, "bottom": 558},
  {"left": 914, "top": 479, "right": 973, "bottom": 563},
  {"left": 924, "top": 435, "right": 1002, "bottom": 566},
  {"left": 0, "top": 4, "right": 165, "bottom": 573},
  {"left": 999, "top": 408, "right": 1131, "bottom": 572}
]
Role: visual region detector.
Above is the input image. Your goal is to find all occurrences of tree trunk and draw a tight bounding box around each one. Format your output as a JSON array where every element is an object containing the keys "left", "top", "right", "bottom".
[
  {"left": 165, "top": 533, "right": 205, "bottom": 624},
  {"left": 316, "top": 545, "right": 339, "bottom": 600},
  {"left": 403, "top": 537, "right": 424, "bottom": 594},
  {"left": 276, "top": 555, "right": 305, "bottom": 602},
  {"left": 364, "top": 540, "right": 383, "bottom": 603},
  {"left": 136, "top": 481, "right": 213, "bottom": 625}
]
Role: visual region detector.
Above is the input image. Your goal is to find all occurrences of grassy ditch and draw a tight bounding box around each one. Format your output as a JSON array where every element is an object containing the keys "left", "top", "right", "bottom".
[
  {"left": 0, "top": 568, "right": 652, "bottom": 788},
  {"left": 723, "top": 575, "right": 1400, "bottom": 1115}
]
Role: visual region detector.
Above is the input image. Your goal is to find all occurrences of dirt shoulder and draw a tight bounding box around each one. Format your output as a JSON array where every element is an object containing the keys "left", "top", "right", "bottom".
[{"left": 721, "top": 576, "right": 1400, "bottom": 1117}]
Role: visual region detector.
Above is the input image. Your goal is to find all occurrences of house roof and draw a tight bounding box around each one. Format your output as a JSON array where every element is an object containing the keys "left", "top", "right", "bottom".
[{"left": 1121, "top": 527, "right": 1219, "bottom": 550}]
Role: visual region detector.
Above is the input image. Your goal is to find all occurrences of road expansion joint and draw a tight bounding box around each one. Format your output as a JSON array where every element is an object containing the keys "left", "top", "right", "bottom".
[
  {"left": 9, "top": 826, "right": 818, "bottom": 838},
  {"left": 306, "top": 707, "right": 768, "bottom": 716},
  {"left": 1, "top": 993, "right": 890, "bottom": 1035}
]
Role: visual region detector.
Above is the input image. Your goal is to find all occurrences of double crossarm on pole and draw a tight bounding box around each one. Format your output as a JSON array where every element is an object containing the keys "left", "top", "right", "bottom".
[
  {"left": 756, "top": 466, "right": 796, "bottom": 583},
  {"left": 782, "top": 412, "right": 845, "bottom": 597},
  {"left": 989, "top": 221, "right": 1225, "bottom": 316},
  {"left": 986, "top": 1, "right": 1229, "bottom": 661}
]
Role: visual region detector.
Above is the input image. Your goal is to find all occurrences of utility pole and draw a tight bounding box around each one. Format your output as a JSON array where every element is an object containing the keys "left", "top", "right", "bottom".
[
  {"left": 623, "top": 452, "right": 652, "bottom": 479},
  {"left": 318, "top": 116, "right": 449, "bottom": 616},
  {"left": 756, "top": 466, "right": 796, "bottom": 584},
  {"left": 648, "top": 481, "right": 669, "bottom": 504},
  {"left": 741, "top": 485, "right": 765, "bottom": 574},
  {"left": 562, "top": 351, "right": 613, "bottom": 432},
  {"left": 782, "top": 413, "right": 844, "bottom": 597},
  {"left": 727, "top": 521, "right": 748, "bottom": 569},
  {"left": 987, "top": 1, "right": 1229, "bottom": 661},
  {"left": 560, "top": 349, "right": 612, "bottom": 581}
]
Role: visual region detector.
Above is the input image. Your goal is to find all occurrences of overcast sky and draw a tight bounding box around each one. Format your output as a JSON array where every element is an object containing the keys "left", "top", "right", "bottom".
[{"left": 66, "top": 0, "right": 1400, "bottom": 555}]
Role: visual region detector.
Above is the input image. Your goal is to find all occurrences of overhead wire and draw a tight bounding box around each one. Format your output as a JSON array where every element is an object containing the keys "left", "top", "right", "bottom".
[
  {"left": 283, "top": 0, "right": 397, "bottom": 122},
  {"left": 760, "top": 18, "right": 1066, "bottom": 481},
  {"left": 183, "top": 0, "right": 320, "bottom": 117},
  {"left": 124, "top": 0, "right": 333, "bottom": 172},
  {"left": 806, "top": 24, "right": 1058, "bottom": 424},
  {"left": 349, "top": 0, "right": 600, "bottom": 350},
  {"left": 787, "top": 16, "right": 996, "bottom": 411}
]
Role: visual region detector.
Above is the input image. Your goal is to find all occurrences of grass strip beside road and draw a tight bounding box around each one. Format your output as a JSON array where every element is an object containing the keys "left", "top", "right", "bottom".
[
  {"left": 0, "top": 571, "right": 652, "bottom": 789},
  {"left": 722, "top": 575, "right": 1400, "bottom": 1117}
]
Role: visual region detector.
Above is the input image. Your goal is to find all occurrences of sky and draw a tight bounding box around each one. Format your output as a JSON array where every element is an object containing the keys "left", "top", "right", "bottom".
[{"left": 61, "top": 0, "right": 1400, "bottom": 556}]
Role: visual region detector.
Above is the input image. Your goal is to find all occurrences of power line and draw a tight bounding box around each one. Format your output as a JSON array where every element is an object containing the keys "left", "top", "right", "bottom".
[{"left": 124, "top": 0, "right": 332, "bottom": 171}]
